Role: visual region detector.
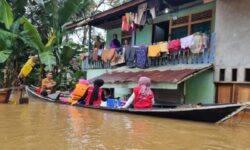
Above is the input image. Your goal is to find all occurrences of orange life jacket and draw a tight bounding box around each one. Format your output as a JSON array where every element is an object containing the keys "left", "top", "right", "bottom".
[{"left": 68, "top": 83, "right": 89, "bottom": 103}]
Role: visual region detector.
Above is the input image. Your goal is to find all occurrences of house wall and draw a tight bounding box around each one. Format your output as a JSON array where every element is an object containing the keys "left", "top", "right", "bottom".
[
  {"left": 106, "top": 28, "right": 122, "bottom": 47},
  {"left": 135, "top": 25, "right": 153, "bottom": 45},
  {"left": 214, "top": 0, "right": 250, "bottom": 82},
  {"left": 154, "top": 2, "right": 216, "bottom": 27},
  {"left": 185, "top": 69, "right": 215, "bottom": 104},
  {"left": 105, "top": 2, "right": 216, "bottom": 47}
]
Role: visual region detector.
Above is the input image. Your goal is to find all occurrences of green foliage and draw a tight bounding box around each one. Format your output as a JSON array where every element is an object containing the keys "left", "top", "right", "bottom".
[
  {"left": 0, "top": 0, "right": 13, "bottom": 29},
  {"left": 19, "top": 17, "right": 45, "bottom": 52},
  {"left": 58, "top": 0, "right": 91, "bottom": 27},
  {"left": 39, "top": 50, "right": 57, "bottom": 71},
  {"left": 0, "top": 50, "right": 12, "bottom": 63}
]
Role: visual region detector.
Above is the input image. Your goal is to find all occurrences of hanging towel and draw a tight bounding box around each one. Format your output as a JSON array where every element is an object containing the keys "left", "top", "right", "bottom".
[
  {"left": 149, "top": 7, "right": 156, "bottom": 19},
  {"left": 125, "top": 46, "right": 137, "bottom": 68},
  {"left": 136, "top": 47, "right": 148, "bottom": 69},
  {"left": 137, "top": 3, "right": 147, "bottom": 25},
  {"left": 190, "top": 33, "right": 203, "bottom": 54},
  {"left": 122, "top": 16, "right": 129, "bottom": 31},
  {"left": 180, "top": 35, "right": 194, "bottom": 49},
  {"left": 168, "top": 39, "right": 181, "bottom": 53},
  {"left": 158, "top": 42, "right": 169, "bottom": 53},
  {"left": 148, "top": 45, "right": 161, "bottom": 57},
  {"left": 140, "top": 13, "right": 147, "bottom": 26}
]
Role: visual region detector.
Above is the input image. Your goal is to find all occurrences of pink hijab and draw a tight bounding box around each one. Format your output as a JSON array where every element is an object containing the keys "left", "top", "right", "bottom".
[{"left": 138, "top": 77, "right": 152, "bottom": 96}]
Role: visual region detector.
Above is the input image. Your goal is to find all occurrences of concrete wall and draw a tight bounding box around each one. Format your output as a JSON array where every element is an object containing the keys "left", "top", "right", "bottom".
[
  {"left": 214, "top": 0, "right": 250, "bottom": 82},
  {"left": 185, "top": 69, "right": 215, "bottom": 104}
]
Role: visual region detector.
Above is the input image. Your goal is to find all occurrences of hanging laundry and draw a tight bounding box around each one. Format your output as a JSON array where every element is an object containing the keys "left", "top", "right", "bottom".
[
  {"left": 149, "top": 7, "right": 156, "bottom": 19},
  {"left": 136, "top": 47, "right": 148, "bottom": 69},
  {"left": 125, "top": 46, "right": 137, "bottom": 68},
  {"left": 92, "top": 49, "right": 98, "bottom": 61},
  {"left": 97, "top": 49, "right": 103, "bottom": 57},
  {"left": 148, "top": 45, "right": 161, "bottom": 57},
  {"left": 201, "top": 33, "right": 209, "bottom": 52},
  {"left": 126, "top": 13, "right": 130, "bottom": 25},
  {"left": 190, "top": 33, "right": 203, "bottom": 54},
  {"left": 134, "top": 13, "right": 139, "bottom": 25},
  {"left": 168, "top": 39, "right": 181, "bottom": 53},
  {"left": 111, "top": 48, "right": 126, "bottom": 66},
  {"left": 158, "top": 42, "right": 169, "bottom": 53},
  {"left": 137, "top": 3, "right": 147, "bottom": 25},
  {"left": 140, "top": 13, "right": 147, "bottom": 26},
  {"left": 180, "top": 34, "right": 194, "bottom": 49},
  {"left": 122, "top": 16, "right": 129, "bottom": 31},
  {"left": 101, "top": 48, "right": 116, "bottom": 62},
  {"left": 148, "top": 0, "right": 160, "bottom": 19}
]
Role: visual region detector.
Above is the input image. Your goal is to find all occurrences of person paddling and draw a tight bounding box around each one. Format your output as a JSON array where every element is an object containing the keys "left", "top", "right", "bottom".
[{"left": 122, "top": 77, "right": 155, "bottom": 109}]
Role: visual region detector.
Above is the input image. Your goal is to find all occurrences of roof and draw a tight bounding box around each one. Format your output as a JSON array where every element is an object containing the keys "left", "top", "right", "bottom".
[
  {"left": 90, "top": 64, "right": 213, "bottom": 84},
  {"left": 65, "top": 0, "right": 201, "bottom": 30}
]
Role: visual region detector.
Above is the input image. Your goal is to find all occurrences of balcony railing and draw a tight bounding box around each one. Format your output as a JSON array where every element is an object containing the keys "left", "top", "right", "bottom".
[{"left": 86, "top": 33, "right": 215, "bottom": 70}]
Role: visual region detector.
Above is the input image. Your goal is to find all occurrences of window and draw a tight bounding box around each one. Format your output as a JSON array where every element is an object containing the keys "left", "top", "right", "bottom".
[
  {"left": 169, "top": 10, "right": 213, "bottom": 40},
  {"left": 232, "top": 69, "right": 237, "bottom": 82},
  {"left": 245, "top": 69, "right": 250, "bottom": 82},
  {"left": 220, "top": 69, "right": 225, "bottom": 81},
  {"left": 152, "top": 21, "right": 169, "bottom": 43},
  {"left": 171, "top": 26, "right": 188, "bottom": 39},
  {"left": 191, "top": 21, "right": 211, "bottom": 35}
]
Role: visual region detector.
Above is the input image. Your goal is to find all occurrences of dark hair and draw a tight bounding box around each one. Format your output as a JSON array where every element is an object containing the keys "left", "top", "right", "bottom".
[
  {"left": 89, "top": 79, "right": 104, "bottom": 105},
  {"left": 113, "top": 34, "right": 118, "bottom": 38}
]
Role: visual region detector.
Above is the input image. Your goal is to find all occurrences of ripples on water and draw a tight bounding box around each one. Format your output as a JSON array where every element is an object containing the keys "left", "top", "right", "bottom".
[{"left": 0, "top": 98, "right": 250, "bottom": 150}]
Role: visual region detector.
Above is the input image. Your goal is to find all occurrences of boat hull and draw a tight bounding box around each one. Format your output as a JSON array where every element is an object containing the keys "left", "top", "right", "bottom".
[{"left": 26, "top": 86, "right": 248, "bottom": 123}]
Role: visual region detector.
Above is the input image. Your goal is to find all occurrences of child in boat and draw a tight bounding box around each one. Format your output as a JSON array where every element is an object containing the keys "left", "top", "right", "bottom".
[
  {"left": 122, "top": 76, "right": 155, "bottom": 109},
  {"left": 72, "top": 79, "right": 106, "bottom": 107},
  {"left": 59, "top": 79, "right": 90, "bottom": 104}
]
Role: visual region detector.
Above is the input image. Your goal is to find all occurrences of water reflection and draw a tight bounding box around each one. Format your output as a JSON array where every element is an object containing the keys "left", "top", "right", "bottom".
[{"left": 0, "top": 99, "right": 250, "bottom": 150}]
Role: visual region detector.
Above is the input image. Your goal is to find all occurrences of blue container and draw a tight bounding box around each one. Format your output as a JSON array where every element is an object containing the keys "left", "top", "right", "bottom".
[{"left": 107, "top": 99, "right": 122, "bottom": 108}]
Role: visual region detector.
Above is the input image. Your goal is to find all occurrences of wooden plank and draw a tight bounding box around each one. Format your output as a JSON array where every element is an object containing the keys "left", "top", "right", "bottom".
[
  {"left": 171, "top": 23, "right": 189, "bottom": 29},
  {"left": 190, "top": 18, "right": 212, "bottom": 25},
  {"left": 188, "top": 14, "right": 192, "bottom": 35},
  {"left": 235, "top": 84, "right": 250, "bottom": 102},
  {"left": 217, "top": 84, "right": 232, "bottom": 103}
]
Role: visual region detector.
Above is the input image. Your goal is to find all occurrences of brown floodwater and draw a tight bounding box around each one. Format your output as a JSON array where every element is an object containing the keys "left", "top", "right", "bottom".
[{"left": 0, "top": 98, "right": 250, "bottom": 150}]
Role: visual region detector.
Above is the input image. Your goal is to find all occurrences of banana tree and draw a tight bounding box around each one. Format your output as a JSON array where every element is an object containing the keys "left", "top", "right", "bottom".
[{"left": 0, "top": 0, "right": 56, "bottom": 87}]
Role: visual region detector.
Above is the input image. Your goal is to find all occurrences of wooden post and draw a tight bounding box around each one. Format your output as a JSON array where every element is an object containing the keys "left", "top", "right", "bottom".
[{"left": 88, "top": 25, "right": 92, "bottom": 53}]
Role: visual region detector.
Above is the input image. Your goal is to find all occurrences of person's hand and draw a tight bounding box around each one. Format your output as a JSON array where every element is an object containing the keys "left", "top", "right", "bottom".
[{"left": 71, "top": 101, "right": 78, "bottom": 105}]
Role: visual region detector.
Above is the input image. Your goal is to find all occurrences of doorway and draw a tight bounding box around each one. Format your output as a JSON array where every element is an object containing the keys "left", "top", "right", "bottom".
[{"left": 152, "top": 21, "right": 169, "bottom": 43}]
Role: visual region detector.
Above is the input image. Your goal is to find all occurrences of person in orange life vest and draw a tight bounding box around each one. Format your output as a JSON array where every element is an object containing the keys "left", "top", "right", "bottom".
[
  {"left": 122, "top": 77, "right": 155, "bottom": 109},
  {"left": 72, "top": 79, "right": 106, "bottom": 106},
  {"left": 60, "top": 79, "right": 90, "bottom": 104}
]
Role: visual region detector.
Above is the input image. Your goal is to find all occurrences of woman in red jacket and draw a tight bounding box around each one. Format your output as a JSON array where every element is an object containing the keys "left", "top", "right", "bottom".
[
  {"left": 122, "top": 77, "right": 155, "bottom": 109},
  {"left": 73, "top": 79, "right": 105, "bottom": 106}
]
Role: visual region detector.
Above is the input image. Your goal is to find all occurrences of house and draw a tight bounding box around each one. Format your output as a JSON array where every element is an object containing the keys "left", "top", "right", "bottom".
[
  {"left": 215, "top": 0, "right": 250, "bottom": 105},
  {"left": 66, "top": 0, "right": 216, "bottom": 105}
]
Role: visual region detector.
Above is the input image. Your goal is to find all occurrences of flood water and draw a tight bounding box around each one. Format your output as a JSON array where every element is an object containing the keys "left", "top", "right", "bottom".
[{"left": 0, "top": 99, "right": 250, "bottom": 150}]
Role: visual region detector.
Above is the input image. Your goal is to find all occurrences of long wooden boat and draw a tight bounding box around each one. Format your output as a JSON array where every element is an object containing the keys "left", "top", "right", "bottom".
[
  {"left": 26, "top": 86, "right": 250, "bottom": 124},
  {"left": 0, "top": 88, "right": 12, "bottom": 103}
]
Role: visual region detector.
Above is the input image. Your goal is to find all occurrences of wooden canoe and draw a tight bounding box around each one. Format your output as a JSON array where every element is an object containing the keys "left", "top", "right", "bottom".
[{"left": 25, "top": 86, "right": 250, "bottom": 124}]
